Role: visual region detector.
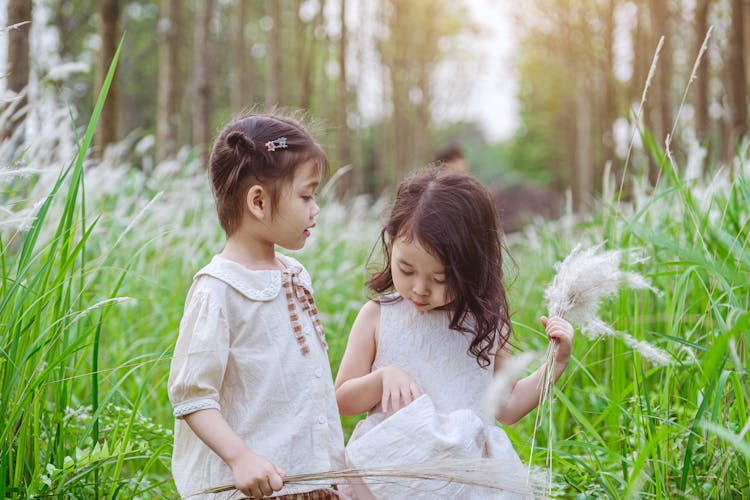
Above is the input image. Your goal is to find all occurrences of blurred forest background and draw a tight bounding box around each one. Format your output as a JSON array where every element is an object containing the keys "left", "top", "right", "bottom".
[
  {"left": 3, "top": 0, "right": 747, "bottom": 217},
  {"left": 2, "top": 1, "right": 750, "bottom": 498}
]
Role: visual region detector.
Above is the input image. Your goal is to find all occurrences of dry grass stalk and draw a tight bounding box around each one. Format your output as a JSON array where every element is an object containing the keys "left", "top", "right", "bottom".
[
  {"left": 618, "top": 35, "right": 663, "bottom": 202},
  {"left": 191, "top": 458, "right": 545, "bottom": 499},
  {"left": 660, "top": 26, "right": 714, "bottom": 189}
]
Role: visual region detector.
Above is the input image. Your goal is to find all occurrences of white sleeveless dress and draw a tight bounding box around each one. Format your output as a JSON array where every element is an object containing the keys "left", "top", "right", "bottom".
[{"left": 345, "top": 296, "right": 530, "bottom": 499}]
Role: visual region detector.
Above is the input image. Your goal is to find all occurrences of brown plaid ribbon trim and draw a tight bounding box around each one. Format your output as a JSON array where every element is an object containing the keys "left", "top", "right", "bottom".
[{"left": 281, "top": 268, "right": 327, "bottom": 355}]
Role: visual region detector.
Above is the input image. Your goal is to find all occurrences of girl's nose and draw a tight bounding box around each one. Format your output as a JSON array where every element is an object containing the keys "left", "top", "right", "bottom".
[{"left": 413, "top": 280, "right": 429, "bottom": 296}]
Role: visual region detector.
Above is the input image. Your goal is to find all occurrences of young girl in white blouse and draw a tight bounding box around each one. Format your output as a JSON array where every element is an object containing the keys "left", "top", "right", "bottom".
[
  {"left": 335, "top": 171, "right": 574, "bottom": 498},
  {"left": 168, "top": 114, "right": 345, "bottom": 499}
]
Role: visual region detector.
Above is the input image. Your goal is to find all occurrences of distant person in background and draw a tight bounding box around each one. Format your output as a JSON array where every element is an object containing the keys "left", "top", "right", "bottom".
[
  {"left": 432, "top": 142, "right": 559, "bottom": 234},
  {"left": 433, "top": 142, "right": 468, "bottom": 174}
]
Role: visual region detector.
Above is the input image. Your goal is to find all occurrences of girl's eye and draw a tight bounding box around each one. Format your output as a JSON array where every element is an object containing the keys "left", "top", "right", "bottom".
[
  {"left": 434, "top": 278, "right": 446, "bottom": 285},
  {"left": 302, "top": 194, "right": 315, "bottom": 201},
  {"left": 398, "top": 268, "right": 413, "bottom": 276}
]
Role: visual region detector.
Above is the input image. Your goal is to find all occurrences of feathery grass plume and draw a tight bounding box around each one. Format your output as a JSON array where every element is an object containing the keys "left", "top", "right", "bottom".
[
  {"left": 531, "top": 242, "right": 667, "bottom": 493},
  {"left": 544, "top": 242, "right": 660, "bottom": 338},
  {"left": 192, "top": 459, "right": 546, "bottom": 499}
]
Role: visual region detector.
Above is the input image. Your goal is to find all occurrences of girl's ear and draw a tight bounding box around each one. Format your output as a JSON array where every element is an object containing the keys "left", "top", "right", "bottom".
[{"left": 245, "top": 185, "right": 269, "bottom": 220}]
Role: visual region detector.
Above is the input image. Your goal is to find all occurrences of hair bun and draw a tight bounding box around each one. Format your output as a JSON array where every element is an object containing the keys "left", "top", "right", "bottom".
[{"left": 226, "top": 131, "right": 255, "bottom": 154}]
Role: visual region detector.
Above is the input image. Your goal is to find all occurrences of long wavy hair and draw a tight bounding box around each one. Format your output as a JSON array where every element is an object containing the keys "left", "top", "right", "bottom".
[{"left": 368, "top": 171, "right": 512, "bottom": 367}]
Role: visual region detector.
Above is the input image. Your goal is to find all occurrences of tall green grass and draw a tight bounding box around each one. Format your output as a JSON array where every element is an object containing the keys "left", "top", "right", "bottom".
[
  {"left": 1, "top": 40, "right": 173, "bottom": 498},
  {"left": 2, "top": 58, "right": 748, "bottom": 499},
  {"left": 504, "top": 136, "right": 749, "bottom": 498}
]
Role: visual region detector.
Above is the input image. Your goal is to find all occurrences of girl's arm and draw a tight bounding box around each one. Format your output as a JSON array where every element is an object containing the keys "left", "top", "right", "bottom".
[
  {"left": 184, "top": 409, "right": 285, "bottom": 498},
  {"left": 494, "top": 316, "right": 574, "bottom": 425},
  {"left": 335, "top": 301, "right": 422, "bottom": 416}
]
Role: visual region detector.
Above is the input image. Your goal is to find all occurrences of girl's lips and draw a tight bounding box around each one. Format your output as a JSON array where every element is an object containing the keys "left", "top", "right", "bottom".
[
  {"left": 411, "top": 300, "right": 428, "bottom": 308},
  {"left": 304, "top": 229, "right": 311, "bottom": 237}
]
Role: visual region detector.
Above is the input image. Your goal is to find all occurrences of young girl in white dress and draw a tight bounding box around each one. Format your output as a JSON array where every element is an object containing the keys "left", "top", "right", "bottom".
[
  {"left": 335, "top": 171, "right": 574, "bottom": 499},
  {"left": 168, "top": 114, "right": 345, "bottom": 499}
]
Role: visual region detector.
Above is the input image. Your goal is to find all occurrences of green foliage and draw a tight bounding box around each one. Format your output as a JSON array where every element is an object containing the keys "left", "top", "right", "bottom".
[
  {"left": 3, "top": 42, "right": 750, "bottom": 497},
  {"left": 503, "top": 132, "right": 750, "bottom": 498}
]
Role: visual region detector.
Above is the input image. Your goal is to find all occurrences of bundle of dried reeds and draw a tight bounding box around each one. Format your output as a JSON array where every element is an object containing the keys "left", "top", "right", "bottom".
[
  {"left": 531, "top": 242, "right": 665, "bottom": 490},
  {"left": 191, "top": 458, "right": 544, "bottom": 498}
]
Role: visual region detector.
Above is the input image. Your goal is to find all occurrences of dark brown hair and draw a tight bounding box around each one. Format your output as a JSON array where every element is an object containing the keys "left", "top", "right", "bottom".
[
  {"left": 368, "top": 171, "right": 512, "bottom": 367},
  {"left": 209, "top": 113, "right": 328, "bottom": 235}
]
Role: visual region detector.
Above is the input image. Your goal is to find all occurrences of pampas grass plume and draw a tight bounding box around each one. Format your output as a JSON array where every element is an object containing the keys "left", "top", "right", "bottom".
[{"left": 543, "top": 242, "right": 669, "bottom": 365}]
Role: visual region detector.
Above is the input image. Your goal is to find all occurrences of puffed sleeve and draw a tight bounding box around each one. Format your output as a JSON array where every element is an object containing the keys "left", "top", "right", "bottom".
[{"left": 168, "top": 288, "right": 230, "bottom": 418}]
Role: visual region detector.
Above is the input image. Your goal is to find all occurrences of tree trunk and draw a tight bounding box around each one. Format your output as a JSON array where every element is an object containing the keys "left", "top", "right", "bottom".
[
  {"left": 230, "top": 0, "right": 248, "bottom": 112},
  {"left": 601, "top": 0, "right": 617, "bottom": 178},
  {"left": 266, "top": 0, "right": 281, "bottom": 107},
  {"left": 649, "top": 0, "right": 672, "bottom": 147},
  {"left": 575, "top": 88, "right": 593, "bottom": 213},
  {"left": 2, "top": 0, "right": 32, "bottom": 143},
  {"left": 336, "top": 0, "right": 353, "bottom": 194},
  {"left": 194, "top": 0, "right": 215, "bottom": 167},
  {"left": 694, "top": 0, "right": 711, "bottom": 147},
  {"left": 157, "top": 0, "right": 182, "bottom": 163},
  {"left": 298, "top": 2, "right": 321, "bottom": 110},
  {"left": 95, "top": 0, "right": 120, "bottom": 159},
  {"left": 630, "top": 1, "right": 647, "bottom": 106},
  {"left": 727, "top": 0, "right": 748, "bottom": 156}
]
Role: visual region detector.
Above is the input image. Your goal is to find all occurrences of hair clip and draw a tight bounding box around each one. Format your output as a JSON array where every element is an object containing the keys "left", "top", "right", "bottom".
[{"left": 265, "top": 137, "right": 288, "bottom": 152}]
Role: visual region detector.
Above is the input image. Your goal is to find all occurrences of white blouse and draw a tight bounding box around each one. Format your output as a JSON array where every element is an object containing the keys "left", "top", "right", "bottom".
[{"left": 168, "top": 254, "right": 345, "bottom": 499}]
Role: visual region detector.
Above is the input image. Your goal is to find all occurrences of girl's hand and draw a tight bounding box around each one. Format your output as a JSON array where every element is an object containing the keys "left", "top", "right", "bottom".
[
  {"left": 379, "top": 365, "right": 422, "bottom": 413},
  {"left": 541, "top": 316, "right": 574, "bottom": 369},
  {"left": 228, "top": 450, "right": 285, "bottom": 499}
]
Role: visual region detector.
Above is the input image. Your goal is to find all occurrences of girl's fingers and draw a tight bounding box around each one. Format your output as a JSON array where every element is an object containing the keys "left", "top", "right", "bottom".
[
  {"left": 391, "top": 391, "right": 400, "bottom": 413},
  {"left": 269, "top": 472, "right": 284, "bottom": 490},
  {"left": 410, "top": 382, "right": 422, "bottom": 399}
]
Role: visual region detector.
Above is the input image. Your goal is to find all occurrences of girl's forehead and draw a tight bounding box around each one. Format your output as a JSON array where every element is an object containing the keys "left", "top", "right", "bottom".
[
  {"left": 292, "top": 159, "right": 322, "bottom": 184},
  {"left": 392, "top": 236, "right": 445, "bottom": 270}
]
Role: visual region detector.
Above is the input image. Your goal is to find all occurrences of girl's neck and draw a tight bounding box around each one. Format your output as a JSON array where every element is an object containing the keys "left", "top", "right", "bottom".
[{"left": 221, "top": 234, "right": 283, "bottom": 271}]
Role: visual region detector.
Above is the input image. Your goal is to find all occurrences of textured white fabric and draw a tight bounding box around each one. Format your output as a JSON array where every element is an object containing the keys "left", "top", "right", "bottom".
[
  {"left": 345, "top": 296, "right": 527, "bottom": 499},
  {"left": 168, "top": 254, "right": 345, "bottom": 499}
]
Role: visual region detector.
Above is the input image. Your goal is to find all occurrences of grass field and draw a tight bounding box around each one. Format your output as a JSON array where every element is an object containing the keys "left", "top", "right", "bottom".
[{"left": 2, "top": 67, "right": 748, "bottom": 498}]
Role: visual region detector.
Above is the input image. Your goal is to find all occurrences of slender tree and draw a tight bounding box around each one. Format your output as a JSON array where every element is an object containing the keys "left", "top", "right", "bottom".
[
  {"left": 95, "top": 0, "right": 121, "bottom": 158},
  {"left": 694, "top": 0, "right": 711, "bottom": 147},
  {"left": 3, "top": 0, "right": 32, "bottom": 143},
  {"left": 336, "top": 0, "right": 353, "bottom": 192},
  {"left": 300, "top": 4, "right": 320, "bottom": 110},
  {"left": 727, "top": 0, "right": 748, "bottom": 155},
  {"left": 648, "top": 0, "right": 672, "bottom": 149},
  {"left": 194, "top": 0, "right": 215, "bottom": 167},
  {"left": 600, "top": 0, "right": 617, "bottom": 178},
  {"left": 230, "top": 0, "right": 248, "bottom": 112},
  {"left": 266, "top": 0, "right": 281, "bottom": 107},
  {"left": 157, "top": 0, "right": 183, "bottom": 162}
]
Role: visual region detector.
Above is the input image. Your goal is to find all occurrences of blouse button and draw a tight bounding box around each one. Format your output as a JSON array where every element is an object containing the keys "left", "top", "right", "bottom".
[
  {"left": 303, "top": 325, "right": 311, "bottom": 335},
  {"left": 318, "top": 416, "right": 326, "bottom": 424},
  {"left": 314, "top": 367, "right": 323, "bottom": 378}
]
